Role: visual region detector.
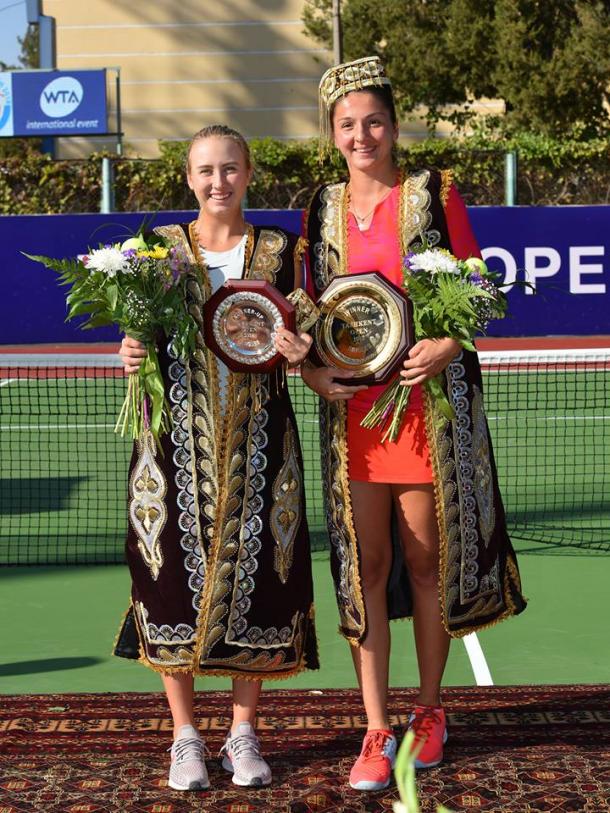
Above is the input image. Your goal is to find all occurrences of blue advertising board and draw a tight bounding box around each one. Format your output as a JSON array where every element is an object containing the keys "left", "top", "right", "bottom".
[
  {"left": 0, "top": 70, "right": 107, "bottom": 138},
  {"left": 475, "top": 206, "right": 609, "bottom": 337},
  {"left": 0, "top": 206, "right": 608, "bottom": 344}
]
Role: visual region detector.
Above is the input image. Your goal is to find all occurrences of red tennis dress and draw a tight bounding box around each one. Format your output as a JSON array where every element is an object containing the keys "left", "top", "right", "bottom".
[{"left": 345, "top": 183, "right": 480, "bottom": 483}]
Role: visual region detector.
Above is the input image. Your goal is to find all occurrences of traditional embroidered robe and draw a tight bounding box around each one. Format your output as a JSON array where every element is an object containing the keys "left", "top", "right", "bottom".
[
  {"left": 304, "top": 169, "right": 526, "bottom": 642},
  {"left": 115, "top": 223, "right": 319, "bottom": 678}
]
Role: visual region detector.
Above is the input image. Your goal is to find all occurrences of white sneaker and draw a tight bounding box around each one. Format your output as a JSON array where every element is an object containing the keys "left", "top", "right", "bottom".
[
  {"left": 220, "top": 721, "right": 272, "bottom": 787},
  {"left": 168, "top": 724, "right": 209, "bottom": 791}
]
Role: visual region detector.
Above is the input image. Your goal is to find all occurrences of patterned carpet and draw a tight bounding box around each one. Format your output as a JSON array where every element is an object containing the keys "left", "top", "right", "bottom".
[{"left": 1, "top": 685, "right": 609, "bottom": 813}]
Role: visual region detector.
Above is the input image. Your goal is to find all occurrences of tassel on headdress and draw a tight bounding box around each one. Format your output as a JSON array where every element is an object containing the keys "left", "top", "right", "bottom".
[{"left": 318, "top": 56, "right": 392, "bottom": 158}]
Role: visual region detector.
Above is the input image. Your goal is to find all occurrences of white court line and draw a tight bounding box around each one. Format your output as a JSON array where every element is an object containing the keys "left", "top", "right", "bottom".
[
  {"left": 462, "top": 632, "right": 494, "bottom": 686},
  {"left": 488, "top": 415, "right": 610, "bottom": 422},
  {"left": 0, "top": 379, "right": 16, "bottom": 387},
  {"left": 545, "top": 416, "right": 610, "bottom": 421},
  {"left": 0, "top": 424, "right": 117, "bottom": 430}
]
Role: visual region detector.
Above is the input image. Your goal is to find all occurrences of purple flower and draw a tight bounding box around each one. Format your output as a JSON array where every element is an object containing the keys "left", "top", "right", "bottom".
[
  {"left": 469, "top": 272, "right": 483, "bottom": 285},
  {"left": 169, "top": 245, "right": 190, "bottom": 279},
  {"left": 403, "top": 252, "right": 422, "bottom": 273},
  {"left": 403, "top": 252, "right": 415, "bottom": 267}
]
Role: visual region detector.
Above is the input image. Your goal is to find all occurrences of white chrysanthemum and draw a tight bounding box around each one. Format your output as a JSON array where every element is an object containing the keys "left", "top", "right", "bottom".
[
  {"left": 409, "top": 249, "right": 459, "bottom": 275},
  {"left": 85, "top": 247, "right": 130, "bottom": 276}
]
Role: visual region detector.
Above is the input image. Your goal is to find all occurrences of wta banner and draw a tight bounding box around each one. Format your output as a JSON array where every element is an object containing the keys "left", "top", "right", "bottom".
[
  {"left": 0, "top": 70, "right": 107, "bottom": 138},
  {"left": 1, "top": 206, "right": 608, "bottom": 343}
]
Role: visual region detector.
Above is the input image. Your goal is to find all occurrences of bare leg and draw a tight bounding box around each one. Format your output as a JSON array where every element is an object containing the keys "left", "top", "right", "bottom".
[
  {"left": 163, "top": 672, "right": 209, "bottom": 791},
  {"left": 161, "top": 672, "right": 196, "bottom": 737},
  {"left": 392, "top": 484, "right": 450, "bottom": 707},
  {"left": 349, "top": 480, "right": 393, "bottom": 730},
  {"left": 231, "top": 678, "right": 262, "bottom": 733}
]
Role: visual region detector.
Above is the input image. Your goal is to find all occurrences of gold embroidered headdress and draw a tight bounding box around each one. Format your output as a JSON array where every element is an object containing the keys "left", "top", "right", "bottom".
[{"left": 318, "top": 56, "right": 392, "bottom": 156}]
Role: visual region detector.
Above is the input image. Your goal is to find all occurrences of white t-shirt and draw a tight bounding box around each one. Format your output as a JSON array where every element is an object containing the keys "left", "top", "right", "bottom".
[{"left": 200, "top": 234, "right": 248, "bottom": 407}]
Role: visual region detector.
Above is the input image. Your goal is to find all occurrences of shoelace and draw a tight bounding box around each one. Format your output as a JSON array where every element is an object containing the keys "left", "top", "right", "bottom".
[
  {"left": 410, "top": 708, "right": 443, "bottom": 742},
  {"left": 220, "top": 731, "right": 262, "bottom": 760},
  {"left": 169, "top": 736, "right": 208, "bottom": 764},
  {"left": 362, "top": 730, "right": 392, "bottom": 759}
]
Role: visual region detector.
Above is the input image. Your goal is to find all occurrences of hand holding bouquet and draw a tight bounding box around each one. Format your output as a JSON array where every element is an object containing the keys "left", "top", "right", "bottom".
[
  {"left": 25, "top": 233, "right": 198, "bottom": 445},
  {"left": 361, "top": 245, "right": 507, "bottom": 442}
]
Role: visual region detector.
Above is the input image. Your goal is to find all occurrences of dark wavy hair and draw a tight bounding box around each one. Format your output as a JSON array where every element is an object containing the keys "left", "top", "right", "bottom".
[{"left": 330, "top": 84, "right": 398, "bottom": 128}]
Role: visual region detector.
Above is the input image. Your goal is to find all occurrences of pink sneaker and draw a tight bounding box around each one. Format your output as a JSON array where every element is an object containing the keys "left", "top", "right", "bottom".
[
  {"left": 349, "top": 728, "right": 397, "bottom": 791},
  {"left": 407, "top": 705, "right": 448, "bottom": 768}
]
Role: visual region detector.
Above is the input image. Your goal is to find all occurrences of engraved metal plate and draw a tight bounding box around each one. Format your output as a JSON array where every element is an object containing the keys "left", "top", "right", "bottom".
[
  {"left": 312, "top": 272, "right": 414, "bottom": 384},
  {"left": 203, "top": 279, "right": 296, "bottom": 372}
]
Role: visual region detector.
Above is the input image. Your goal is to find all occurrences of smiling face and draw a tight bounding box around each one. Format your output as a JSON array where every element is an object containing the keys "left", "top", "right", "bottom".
[
  {"left": 186, "top": 135, "right": 252, "bottom": 217},
  {"left": 331, "top": 90, "right": 398, "bottom": 174}
]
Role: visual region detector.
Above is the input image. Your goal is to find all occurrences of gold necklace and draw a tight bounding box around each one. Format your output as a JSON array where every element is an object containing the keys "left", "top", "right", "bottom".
[
  {"left": 340, "top": 169, "right": 404, "bottom": 273},
  {"left": 347, "top": 183, "right": 394, "bottom": 225}
]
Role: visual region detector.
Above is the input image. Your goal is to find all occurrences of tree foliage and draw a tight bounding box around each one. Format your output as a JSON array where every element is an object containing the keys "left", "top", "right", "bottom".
[
  {"left": 0, "top": 24, "right": 40, "bottom": 159},
  {"left": 17, "top": 24, "right": 40, "bottom": 70},
  {"left": 302, "top": 0, "right": 610, "bottom": 137},
  {"left": 0, "top": 22, "right": 39, "bottom": 71}
]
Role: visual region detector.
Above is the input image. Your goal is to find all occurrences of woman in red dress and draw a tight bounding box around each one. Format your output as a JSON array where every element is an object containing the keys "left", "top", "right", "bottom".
[{"left": 301, "top": 57, "right": 526, "bottom": 791}]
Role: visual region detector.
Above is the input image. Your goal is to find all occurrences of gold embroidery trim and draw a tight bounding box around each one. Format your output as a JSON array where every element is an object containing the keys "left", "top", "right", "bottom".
[
  {"left": 472, "top": 386, "right": 496, "bottom": 545},
  {"left": 286, "top": 288, "right": 320, "bottom": 332},
  {"left": 440, "top": 168, "right": 454, "bottom": 208},
  {"left": 249, "top": 228, "right": 286, "bottom": 282},
  {"left": 195, "top": 373, "right": 250, "bottom": 662},
  {"left": 400, "top": 170, "right": 432, "bottom": 250},
  {"left": 293, "top": 234, "right": 308, "bottom": 283},
  {"left": 154, "top": 224, "right": 197, "bottom": 265},
  {"left": 194, "top": 228, "right": 303, "bottom": 667},
  {"left": 168, "top": 222, "right": 220, "bottom": 566},
  {"left": 188, "top": 221, "right": 249, "bottom": 654},
  {"left": 271, "top": 420, "right": 302, "bottom": 583},
  {"left": 314, "top": 185, "right": 366, "bottom": 640},
  {"left": 319, "top": 183, "right": 347, "bottom": 286},
  {"left": 128, "top": 429, "right": 168, "bottom": 581},
  {"left": 423, "top": 387, "right": 453, "bottom": 635}
]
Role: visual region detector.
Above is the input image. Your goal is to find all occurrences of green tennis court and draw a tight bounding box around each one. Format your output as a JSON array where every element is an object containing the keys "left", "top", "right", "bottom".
[
  {"left": 1, "top": 554, "right": 608, "bottom": 694},
  {"left": 1, "top": 347, "right": 609, "bottom": 694}
]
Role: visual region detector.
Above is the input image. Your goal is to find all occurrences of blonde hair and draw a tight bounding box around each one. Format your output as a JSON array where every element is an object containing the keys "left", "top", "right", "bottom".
[{"left": 186, "top": 124, "right": 252, "bottom": 172}]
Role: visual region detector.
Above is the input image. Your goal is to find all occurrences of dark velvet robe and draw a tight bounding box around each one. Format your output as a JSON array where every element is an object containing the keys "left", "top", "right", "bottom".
[
  {"left": 304, "top": 169, "right": 526, "bottom": 642},
  {"left": 114, "top": 222, "right": 319, "bottom": 678}
]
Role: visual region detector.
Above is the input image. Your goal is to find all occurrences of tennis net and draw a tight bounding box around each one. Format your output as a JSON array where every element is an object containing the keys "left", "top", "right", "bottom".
[{"left": 1, "top": 347, "right": 609, "bottom": 564}]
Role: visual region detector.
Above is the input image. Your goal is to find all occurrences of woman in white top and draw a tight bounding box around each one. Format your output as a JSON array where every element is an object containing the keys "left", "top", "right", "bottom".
[{"left": 117, "top": 125, "right": 318, "bottom": 792}]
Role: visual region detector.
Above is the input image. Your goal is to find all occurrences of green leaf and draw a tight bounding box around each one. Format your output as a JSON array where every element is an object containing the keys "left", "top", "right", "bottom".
[
  {"left": 106, "top": 283, "right": 119, "bottom": 312},
  {"left": 81, "top": 314, "right": 113, "bottom": 329},
  {"left": 66, "top": 301, "right": 98, "bottom": 319}
]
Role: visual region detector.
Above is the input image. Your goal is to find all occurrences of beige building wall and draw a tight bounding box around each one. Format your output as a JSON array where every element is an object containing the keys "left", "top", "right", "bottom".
[
  {"left": 45, "top": 0, "right": 504, "bottom": 157},
  {"left": 46, "top": 0, "right": 333, "bottom": 157}
]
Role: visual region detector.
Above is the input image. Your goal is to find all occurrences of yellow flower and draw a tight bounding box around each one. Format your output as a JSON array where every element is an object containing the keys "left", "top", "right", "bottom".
[{"left": 137, "top": 247, "right": 169, "bottom": 259}]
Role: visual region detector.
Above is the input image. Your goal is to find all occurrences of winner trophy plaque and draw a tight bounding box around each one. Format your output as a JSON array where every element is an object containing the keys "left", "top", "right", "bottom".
[
  {"left": 203, "top": 279, "right": 296, "bottom": 373},
  {"left": 312, "top": 272, "right": 415, "bottom": 385}
]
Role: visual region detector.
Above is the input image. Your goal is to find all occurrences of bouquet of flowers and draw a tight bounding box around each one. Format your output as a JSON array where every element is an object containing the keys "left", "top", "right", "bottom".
[
  {"left": 361, "top": 245, "right": 507, "bottom": 442},
  {"left": 25, "top": 233, "right": 198, "bottom": 446}
]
